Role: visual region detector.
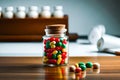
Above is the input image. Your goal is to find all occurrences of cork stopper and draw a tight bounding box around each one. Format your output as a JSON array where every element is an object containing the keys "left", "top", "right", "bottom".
[
  {"left": 46, "top": 24, "right": 65, "bottom": 30},
  {"left": 45, "top": 24, "right": 67, "bottom": 36}
]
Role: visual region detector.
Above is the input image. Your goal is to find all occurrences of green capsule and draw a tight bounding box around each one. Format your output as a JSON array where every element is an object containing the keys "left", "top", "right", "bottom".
[
  {"left": 56, "top": 42, "right": 62, "bottom": 46},
  {"left": 86, "top": 62, "right": 93, "bottom": 68},
  {"left": 60, "top": 38, "right": 64, "bottom": 42},
  {"left": 52, "top": 54, "right": 57, "bottom": 59},
  {"left": 46, "top": 41, "right": 50, "bottom": 48},
  {"left": 58, "top": 50, "right": 62, "bottom": 54},
  {"left": 62, "top": 44, "right": 66, "bottom": 48},
  {"left": 78, "top": 62, "right": 85, "bottom": 67},
  {"left": 79, "top": 65, "right": 86, "bottom": 71}
]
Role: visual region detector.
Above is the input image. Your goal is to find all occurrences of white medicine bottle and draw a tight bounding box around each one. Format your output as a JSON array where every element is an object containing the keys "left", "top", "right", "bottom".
[
  {"left": 3, "top": 6, "right": 14, "bottom": 19},
  {"left": 28, "top": 6, "right": 39, "bottom": 18},
  {"left": 40, "top": 6, "right": 51, "bottom": 18},
  {"left": 53, "top": 6, "right": 64, "bottom": 18},
  {"left": 15, "top": 6, "right": 26, "bottom": 18}
]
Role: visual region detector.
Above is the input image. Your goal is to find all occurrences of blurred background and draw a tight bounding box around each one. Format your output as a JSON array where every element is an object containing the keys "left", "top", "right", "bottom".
[
  {"left": 0, "top": 0, "right": 120, "bottom": 56},
  {"left": 0, "top": 0, "right": 120, "bottom": 36}
]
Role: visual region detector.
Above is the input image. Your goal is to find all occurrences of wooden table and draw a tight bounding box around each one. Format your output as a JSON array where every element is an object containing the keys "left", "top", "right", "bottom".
[{"left": 0, "top": 56, "right": 120, "bottom": 80}]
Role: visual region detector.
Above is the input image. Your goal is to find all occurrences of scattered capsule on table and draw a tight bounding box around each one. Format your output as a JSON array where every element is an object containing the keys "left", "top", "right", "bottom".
[
  {"left": 93, "top": 62, "right": 100, "bottom": 69},
  {"left": 79, "top": 65, "right": 86, "bottom": 71},
  {"left": 69, "top": 65, "right": 76, "bottom": 72},
  {"left": 75, "top": 68, "right": 82, "bottom": 73},
  {"left": 78, "top": 62, "right": 85, "bottom": 67},
  {"left": 74, "top": 63, "right": 79, "bottom": 68},
  {"left": 86, "top": 62, "right": 93, "bottom": 68}
]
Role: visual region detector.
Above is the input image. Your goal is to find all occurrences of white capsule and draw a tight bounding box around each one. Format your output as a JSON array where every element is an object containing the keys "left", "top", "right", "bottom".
[{"left": 93, "top": 62, "right": 100, "bottom": 69}]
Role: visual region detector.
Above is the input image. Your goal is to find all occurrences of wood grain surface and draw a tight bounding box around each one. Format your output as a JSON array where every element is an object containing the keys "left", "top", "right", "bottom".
[{"left": 0, "top": 56, "right": 120, "bottom": 80}]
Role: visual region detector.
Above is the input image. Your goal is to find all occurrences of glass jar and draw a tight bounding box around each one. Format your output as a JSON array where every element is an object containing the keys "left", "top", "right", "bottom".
[{"left": 42, "top": 24, "right": 68, "bottom": 66}]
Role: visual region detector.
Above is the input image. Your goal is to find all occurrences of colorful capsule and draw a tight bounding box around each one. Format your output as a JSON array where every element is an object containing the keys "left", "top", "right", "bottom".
[
  {"left": 62, "top": 39, "right": 67, "bottom": 44},
  {"left": 75, "top": 68, "right": 82, "bottom": 73},
  {"left": 50, "top": 41, "right": 56, "bottom": 45},
  {"left": 74, "top": 63, "right": 79, "bottom": 68},
  {"left": 48, "top": 59, "right": 57, "bottom": 64},
  {"left": 51, "top": 44, "right": 56, "bottom": 48},
  {"left": 57, "top": 58, "right": 62, "bottom": 65},
  {"left": 93, "top": 62, "right": 100, "bottom": 69},
  {"left": 69, "top": 65, "right": 76, "bottom": 72},
  {"left": 46, "top": 41, "right": 50, "bottom": 49},
  {"left": 62, "top": 52, "right": 67, "bottom": 59},
  {"left": 56, "top": 42, "right": 62, "bottom": 46},
  {"left": 86, "top": 62, "right": 93, "bottom": 68},
  {"left": 79, "top": 65, "right": 86, "bottom": 71},
  {"left": 47, "top": 53, "right": 52, "bottom": 59},
  {"left": 50, "top": 37, "right": 56, "bottom": 42},
  {"left": 57, "top": 54, "right": 62, "bottom": 58},
  {"left": 52, "top": 50, "right": 58, "bottom": 54},
  {"left": 60, "top": 59, "right": 65, "bottom": 64},
  {"left": 55, "top": 38, "right": 60, "bottom": 42},
  {"left": 43, "top": 39, "right": 47, "bottom": 44},
  {"left": 56, "top": 47, "right": 62, "bottom": 50},
  {"left": 78, "top": 62, "right": 85, "bottom": 67},
  {"left": 62, "top": 48, "right": 67, "bottom": 52},
  {"left": 62, "top": 44, "right": 66, "bottom": 48},
  {"left": 43, "top": 56, "right": 48, "bottom": 63},
  {"left": 52, "top": 54, "right": 57, "bottom": 59}
]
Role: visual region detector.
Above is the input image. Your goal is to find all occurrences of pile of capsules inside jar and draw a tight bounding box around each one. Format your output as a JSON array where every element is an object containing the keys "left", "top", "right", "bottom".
[{"left": 43, "top": 36, "right": 68, "bottom": 65}]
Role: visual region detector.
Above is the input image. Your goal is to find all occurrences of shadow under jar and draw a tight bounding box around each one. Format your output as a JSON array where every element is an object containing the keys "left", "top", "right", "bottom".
[{"left": 42, "top": 24, "right": 68, "bottom": 66}]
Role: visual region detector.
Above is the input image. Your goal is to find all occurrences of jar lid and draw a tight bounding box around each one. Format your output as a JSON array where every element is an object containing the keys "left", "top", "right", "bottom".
[
  {"left": 45, "top": 24, "right": 66, "bottom": 34},
  {"left": 46, "top": 24, "right": 65, "bottom": 30}
]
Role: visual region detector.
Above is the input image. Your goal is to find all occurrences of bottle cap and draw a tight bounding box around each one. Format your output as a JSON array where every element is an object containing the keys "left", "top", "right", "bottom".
[
  {"left": 55, "top": 6, "right": 63, "bottom": 10},
  {"left": 29, "top": 6, "right": 38, "bottom": 11},
  {"left": 45, "top": 24, "right": 67, "bottom": 35},
  {"left": 17, "top": 6, "right": 25, "bottom": 11},
  {"left": 46, "top": 24, "right": 65, "bottom": 30},
  {"left": 5, "top": 6, "right": 14, "bottom": 11},
  {"left": 42, "top": 6, "right": 50, "bottom": 11}
]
